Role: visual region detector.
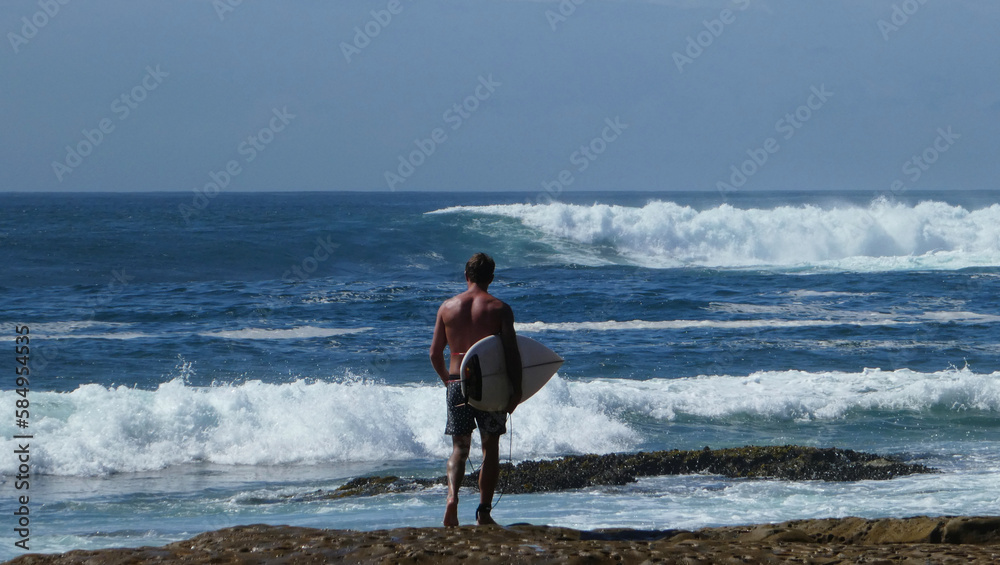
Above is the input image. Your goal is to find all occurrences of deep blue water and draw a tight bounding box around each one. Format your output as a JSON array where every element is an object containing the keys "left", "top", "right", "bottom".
[{"left": 2, "top": 190, "right": 1000, "bottom": 558}]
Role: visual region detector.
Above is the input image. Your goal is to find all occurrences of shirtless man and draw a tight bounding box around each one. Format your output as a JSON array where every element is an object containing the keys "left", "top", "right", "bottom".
[{"left": 430, "top": 253, "right": 522, "bottom": 527}]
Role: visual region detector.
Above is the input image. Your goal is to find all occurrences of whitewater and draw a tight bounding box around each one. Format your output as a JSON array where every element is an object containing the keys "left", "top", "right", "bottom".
[
  {"left": 430, "top": 198, "right": 1000, "bottom": 270},
  {"left": 3, "top": 366, "right": 998, "bottom": 477}
]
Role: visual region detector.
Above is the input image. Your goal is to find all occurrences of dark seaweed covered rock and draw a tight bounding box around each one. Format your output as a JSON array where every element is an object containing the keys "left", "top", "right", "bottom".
[
  {"left": 329, "top": 445, "right": 934, "bottom": 498},
  {"left": 326, "top": 475, "right": 441, "bottom": 498},
  {"left": 479, "top": 445, "right": 934, "bottom": 494}
]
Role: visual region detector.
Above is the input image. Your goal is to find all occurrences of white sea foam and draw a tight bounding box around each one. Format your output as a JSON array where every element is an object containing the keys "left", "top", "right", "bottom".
[
  {"left": 199, "top": 326, "right": 373, "bottom": 340},
  {"left": 48, "top": 332, "right": 160, "bottom": 340},
  {"left": 516, "top": 319, "right": 909, "bottom": 332},
  {"left": 3, "top": 367, "right": 997, "bottom": 476},
  {"left": 430, "top": 200, "right": 1000, "bottom": 271},
  {"left": 4, "top": 321, "right": 159, "bottom": 341},
  {"left": 919, "top": 311, "right": 1000, "bottom": 324},
  {"left": 0, "top": 374, "right": 635, "bottom": 476},
  {"left": 784, "top": 290, "right": 878, "bottom": 298},
  {"left": 515, "top": 309, "right": 1000, "bottom": 333},
  {"left": 36, "top": 321, "right": 125, "bottom": 331},
  {"left": 9, "top": 325, "right": 373, "bottom": 341},
  {"left": 572, "top": 367, "right": 1000, "bottom": 421}
]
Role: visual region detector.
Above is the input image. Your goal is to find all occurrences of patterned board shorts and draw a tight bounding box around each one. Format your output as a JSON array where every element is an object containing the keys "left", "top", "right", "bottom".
[{"left": 445, "top": 380, "right": 507, "bottom": 436}]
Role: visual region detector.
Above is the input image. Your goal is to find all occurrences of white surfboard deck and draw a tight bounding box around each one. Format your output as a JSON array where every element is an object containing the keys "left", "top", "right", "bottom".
[{"left": 460, "top": 335, "right": 563, "bottom": 411}]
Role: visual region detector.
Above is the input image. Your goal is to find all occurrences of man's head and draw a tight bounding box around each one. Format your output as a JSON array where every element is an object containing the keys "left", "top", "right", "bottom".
[{"left": 465, "top": 252, "right": 495, "bottom": 287}]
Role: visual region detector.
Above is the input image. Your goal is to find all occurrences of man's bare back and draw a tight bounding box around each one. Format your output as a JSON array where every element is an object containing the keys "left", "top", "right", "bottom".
[{"left": 431, "top": 286, "right": 514, "bottom": 378}]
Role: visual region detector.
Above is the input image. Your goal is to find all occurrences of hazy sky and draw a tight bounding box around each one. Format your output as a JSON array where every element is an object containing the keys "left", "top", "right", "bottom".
[{"left": 4, "top": 0, "right": 999, "bottom": 192}]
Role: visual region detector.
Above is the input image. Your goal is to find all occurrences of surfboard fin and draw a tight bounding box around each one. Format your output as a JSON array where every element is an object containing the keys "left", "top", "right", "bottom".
[{"left": 463, "top": 354, "right": 483, "bottom": 403}]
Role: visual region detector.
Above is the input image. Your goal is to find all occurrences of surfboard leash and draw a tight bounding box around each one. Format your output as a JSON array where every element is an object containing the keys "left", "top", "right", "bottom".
[
  {"left": 467, "top": 413, "right": 513, "bottom": 513},
  {"left": 490, "top": 413, "right": 514, "bottom": 510},
  {"left": 467, "top": 414, "right": 513, "bottom": 517}
]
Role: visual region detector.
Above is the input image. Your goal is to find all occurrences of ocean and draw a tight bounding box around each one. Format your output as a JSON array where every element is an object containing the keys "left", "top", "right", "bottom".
[{"left": 2, "top": 190, "right": 999, "bottom": 559}]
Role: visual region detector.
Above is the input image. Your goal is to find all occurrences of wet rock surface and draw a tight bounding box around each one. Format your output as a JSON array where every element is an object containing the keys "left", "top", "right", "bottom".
[
  {"left": 326, "top": 475, "right": 439, "bottom": 498},
  {"left": 325, "top": 445, "right": 933, "bottom": 498},
  {"left": 490, "top": 445, "right": 933, "bottom": 493}
]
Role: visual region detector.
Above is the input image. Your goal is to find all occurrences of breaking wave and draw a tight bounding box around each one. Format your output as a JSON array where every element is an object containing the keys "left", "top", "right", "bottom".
[{"left": 430, "top": 199, "right": 1000, "bottom": 271}]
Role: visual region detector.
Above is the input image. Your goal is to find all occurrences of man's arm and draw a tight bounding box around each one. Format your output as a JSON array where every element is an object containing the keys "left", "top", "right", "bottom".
[
  {"left": 429, "top": 305, "right": 451, "bottom": 383},
  {"left": 499, "top": 303, "right": 522, "bottom": 414}
]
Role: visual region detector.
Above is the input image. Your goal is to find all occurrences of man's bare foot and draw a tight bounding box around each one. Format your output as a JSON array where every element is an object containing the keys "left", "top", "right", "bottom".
[
  {"left": 476, "top": 504, "right": 498, "bottom": 526},
  {"left": 443, "top": 500, "right": 459, "bottom": 527}
]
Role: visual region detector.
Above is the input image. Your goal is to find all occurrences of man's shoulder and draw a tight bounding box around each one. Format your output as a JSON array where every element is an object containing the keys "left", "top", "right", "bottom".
[
  {"left": 439, "top": 294, "right": 463, "bottom": 311},
  {"left": 482, "top": 295, "right": 513, "bottom": 317}
]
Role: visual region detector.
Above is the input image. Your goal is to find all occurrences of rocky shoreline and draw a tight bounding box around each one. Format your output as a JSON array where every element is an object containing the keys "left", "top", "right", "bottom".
[
  {"left": 8, "top": 446, "right": 952, "bottom": 563},
  {"left": 10, "top": 516, "right": 1000, "bottom": 564}
]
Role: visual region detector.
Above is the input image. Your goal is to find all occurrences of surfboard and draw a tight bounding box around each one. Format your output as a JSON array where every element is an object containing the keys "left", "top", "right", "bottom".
[{"left": 460, "top": 335, "right": 563, "bottom": 411}]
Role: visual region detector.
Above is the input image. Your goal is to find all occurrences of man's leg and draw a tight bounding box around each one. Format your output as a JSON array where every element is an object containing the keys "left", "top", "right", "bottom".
[
  {"left": 476, "top": 431, "right": 500, "bottom": 525},
  {"left": 444, "top": 434, "right": 471, "bottom": 527}
]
